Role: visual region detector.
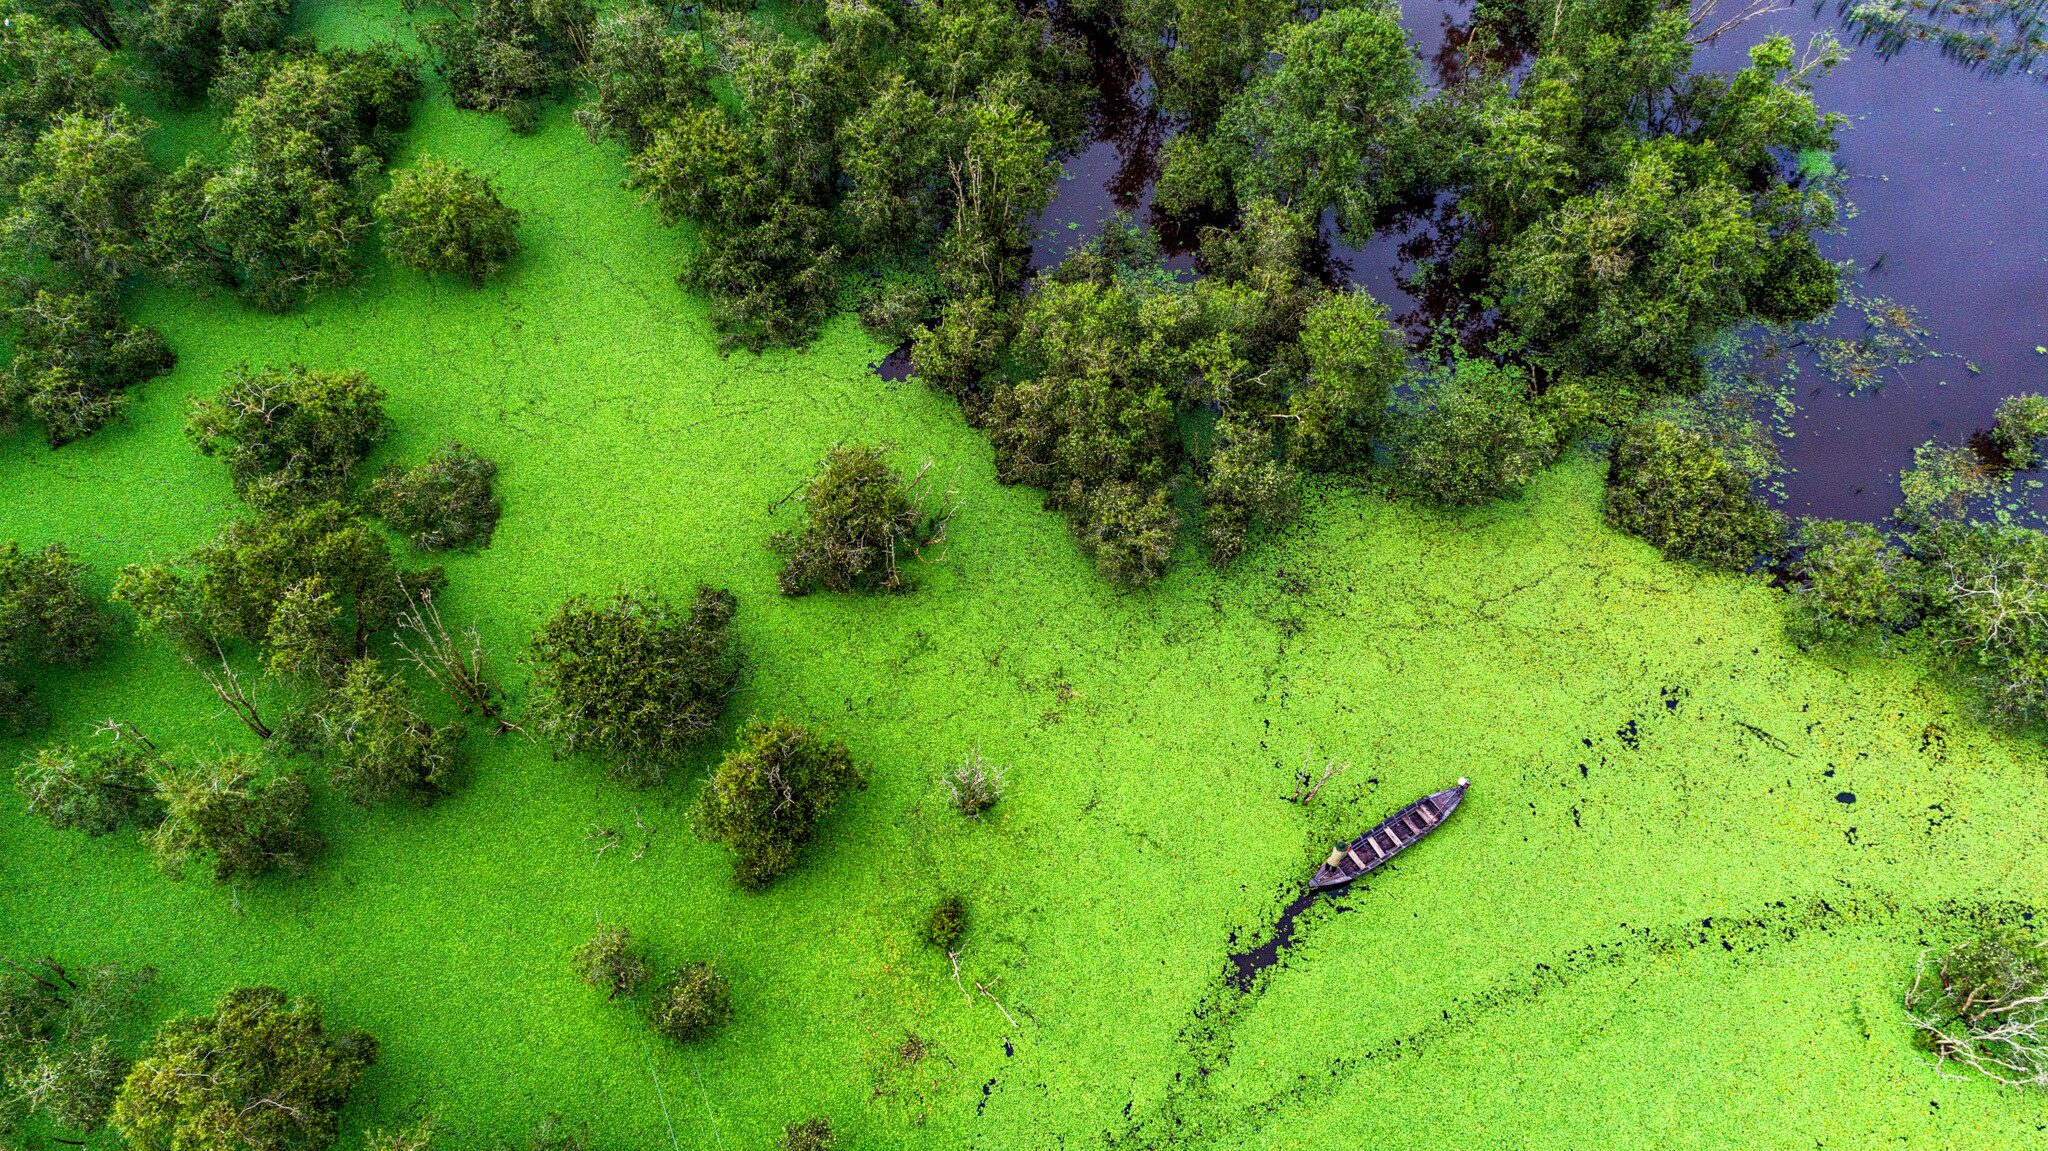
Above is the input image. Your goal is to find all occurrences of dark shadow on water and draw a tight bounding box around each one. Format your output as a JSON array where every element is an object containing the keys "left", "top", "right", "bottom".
[{"left": 873, "top": 342, "right": 914, "bottom": 381}]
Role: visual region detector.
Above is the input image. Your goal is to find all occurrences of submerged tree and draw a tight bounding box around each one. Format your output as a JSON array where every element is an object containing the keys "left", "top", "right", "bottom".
[
  {"left": 526, "top": 586, "right": 739, "bottom": 787},
  {"left": 145, "top": 755, "right": 319, "bottom": 881},
  {"left": 15, "top": 734, "right": 165, "bottom": 835},
  {"left": 186, "top": 364, "right": 391, "bottom": 510},
  {"left": 112, "top": 986, "right": 376, "bottom": 1151},
  {"left": 6, "top": 284, "right": 176, "bottom": 446},
  {"left": 692, "top": 716, "right": 864, "bottom": 888},
  {"left": 418, "top": 0, "right": 593, "bottom": 133},
  {"left": 1605, "top": 417, "right": 1785, "bottom": 569},
  {"left": 1387, "top": 357, "right": 1554, "bottom": 508},
  {"left": 370, "top": 442, "right": 502, "bottom": 550},
  {"left": 311, "top": 658, "right": 463, "bottom": 807},
  {"left": 0, "top": 954, "right": 154, "bottom": 1145},
  {"left": 645, "top": 960, "right": 729, "bottom": 1044},
  {"left": 1904, "top": 926, "right": 2048, "bottom": 1088},
  {"left": 569, "top": 923, "right": 648, "bottom": 999},
  {"left": 773, "top": 444, "right": 953, "bottom": 596}
]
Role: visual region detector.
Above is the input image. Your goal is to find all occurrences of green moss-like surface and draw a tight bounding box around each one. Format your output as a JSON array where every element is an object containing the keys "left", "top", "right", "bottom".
[{"left": 4, "top": 4, "right": 2048, "bottom": 1147}]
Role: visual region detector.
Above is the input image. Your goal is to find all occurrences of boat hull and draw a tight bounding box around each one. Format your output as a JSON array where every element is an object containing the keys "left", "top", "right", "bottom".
[{"left": 1308, "top": 779, "right": 1468, "bottom": 890}]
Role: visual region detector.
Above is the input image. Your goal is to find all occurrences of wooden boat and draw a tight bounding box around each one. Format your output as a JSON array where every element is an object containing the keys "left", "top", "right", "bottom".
[{"left": 1308, "top": 778, "right": 1469, "bottom": 890}]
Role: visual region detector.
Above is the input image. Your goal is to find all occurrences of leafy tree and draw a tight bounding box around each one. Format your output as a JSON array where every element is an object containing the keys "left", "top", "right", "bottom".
[
  {"left": 909, "top": 293, "right": 1007, "bottom": 400},
  {"left": 1604, "top": 417, "right": 1785, "bottom": 569},
  {"left": 0, "top": 955, "right": 153, "bottom": 1144},
  {"left": 645, "top": 961, "right": 729, "bottom": 1044},
  {"left": 526, "top": 586, "right": 739, "bottom": 787},
  {"left": 0, "top": 540, "right": 99, "bottom": 732},
  {"left": 693, "top": 716, "right": 864, "bottom": 887},
  {"left": 933, "top": 96, "right": 1056, "bottom": 297},
  {"left": 418, "top": 0, "right": 594, "bottom": 133},
  {"left": 370, "top": 442, "right": 502, "bottom": 550},
  {"left": 0, "top": 6, "right": 119, "bottom": 190},
  {"left": 1388, "top": 357, "right": 1554, "bottom": 507},
  {"left": 1168, "top": 3, "right": 1423, "bottom": 238},
  {"left": 15, "top": 736, "right": 165, "bottom": 834},
  {"left": 146, "top": 47, "right": 421, "bottom": 311},
  {"left": 1121, "top": 0, "right": 1294, "bottom": 126},
  {"left": 6, "top": 283, "right": 176, "bottom": 445},
  {"left": 1992, "top": 393, "right": 2048, "bottom": 470},
  {"left": 112, "top": 986, "right": 375, "bottom": 1151},
  {"left": 4, "top": 107, "right": 156, "bottom": 282},
  {"left": 186, "top": 363, "right": 391, "bottom": 509},
  {"left": 569, "top": 923, "right": 648, "bottom": 999},
  {"left": 376, "top": 158, "right": 520, "bottom": 283},
  {"left": 683, "top": 201, "right": 841, "bottom": 353},
  {"left": 1287, "top": 288, "right": 1407, "bottom": 471},
  {"left": 773, "top": 444, "right": 951, "bottom": 596},
  {"left": 1200, "top": 416, "right": 1297, "bottom": 567},
  {"left": 1916, "top": 520, "right": 2048, "bottom": 723},
  {"left": 313, "top": 658, "right": 462, "bottom": 807},
  {"left": 145, "top": 756, "right": 319, "bottom": 881},
  {"left": 1898, "top": 440, "right": 1995, "bottom": 527},
  {"left": 776, "top": 1117, "right": 835, "bottom": 1151},
  {"left": 1786, "top": 519, "right": 1920, "bottom": 647},
  {"left": 574, "top": 0, "right": 710, "bottom": 155},
  {"left": 122, "top": 0, "right": 293, "bottom": 103}
]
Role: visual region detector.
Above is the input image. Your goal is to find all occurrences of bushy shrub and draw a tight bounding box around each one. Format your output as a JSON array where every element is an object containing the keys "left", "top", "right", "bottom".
[
  {"left": 1787, "top": 519, "right": 1919, "bottom": 647},
  {"left": 112, "top": 986, "right": 376, "bottom": 1151},
  {"left": 570, "top": 923, "right": 648, "bottom": 999},
  {"left": 1992, "top": 393, "right": 2048, "bottom": 470},
  {"left": 15, "top": 740, "right": 164, "bottom": 835},
  {"left": 0, "top": 956, "right": 153, "bottom": 1142},
  {"left": 124, "top": 0, "right": 293, "bottom": 103},
  {"left": 1200, "top": 416, "right": 1298, "bottom": 567},
  {"left": 682, "top": 203, "right": 841, "bottom": 353},
  {"left": 1898, "top": 441, "right": 1995, "bottom": 526},
  {"left": 1288, "top": 289, "right": 1407, "bottom": 471},
  {"left": 1904, "top": 926, "right": 2048, "bottom": 1088},
  {"left": 645, "top": 962, "right": 729, "bottom": 1044},
  {"left": 377, "top": 159, "right": 520, "bottom": 283},
  {"left": 316, "top": 659, "right": 463, "bottom": 807},
  {"left": 774, "top": 444, "right": 951, "bottom": 596},
  {"left": 418, "top": 0, "right": 593, "bottom": 133},
  {"left": 6, "top": 285, "right": 175, "bottom": 446},
  {"left": 145, "top": 756, "right": 319, "bottom": 882},
  {"left": 909, "top": 294, "right": 1008, "bottom": 400},
  {"left": 4, "top": 107, "right": 158, "bottom": 283},
  {"left": 1389, "top": 358, "right": 1554, "bottom": 507},
  {"left": 777, "top": 1117, "right": 836, "bottom": 1151},
  {"left": 186, "top": 364, "right": 391, "bottom": 510},
  {"left": 1916, "top": 520, "right": 2048, "bottom": 722},
  {"left": 1605, "top": 417, "right": 1786, "bottom": 569},
  {"left": 371, "top": 443, "right": 502, "bottom": 551},
  {"left": 0, "top": 541, "right": 100, "bottom": 732},
  {"left": 922, "top": 894, "right": 965, "bottom": 950},
  {"left": 526, "top": 587, "right": 739, "bottom": 787},
  {"left": 693, "top": 717, "right": 864, "bottom": 887},
  {"left": 943, "top": 746, "right": 1004, "bottom": 817}
]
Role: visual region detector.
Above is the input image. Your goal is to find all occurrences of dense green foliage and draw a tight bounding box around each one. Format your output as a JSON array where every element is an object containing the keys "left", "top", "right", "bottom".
[
  {"left": 15, "top": 737, "right": 165, "bottom": 834},
  {"left": 773, "top": 443, "right": 949, "bottom": 595},
  {"left": 0, "top": 540, "right": 99, "bottom": 732},
  {"left": 309, "top": 658, "right": 463, "bottom": 807},
  {"left": 147, "top": 45, "right": 420, "bottom": 311},
  {"left": 0, "top": 955, "right": 152, "bottom": 1144},
  {"left": 644, "top": 961, "right": 729, "bottom": 1044},
  {"left": 376, "top": 157, "right": 520, "bottom": 282},
  {"left": 370, "top": 442, "right": 502, "bottom": 551},
  {"left": 692, "top": 716, "right": 864, "bottom": 887},
  {"left": 525, "top": 586, "right": 739, "bottom": 786},
  {"left": 776, "top": 1117, "right": 836, "bottom": 1151},
  {"left": 112, "top": 986, "right": 375, "bottom": 1151},
  {"left": 1787, "top": 518, "right": 1919, "bottom": 647},
  {"left": 144, "top": 755, "right": 318, "bottom": 881},
  {"left": 922, "top": 892, "right": 965, "bottom": 950},
  {"left": 1991, "top": 393, "right": 2048, "bottom": 470},
  {"left": 6, "top": 284, "right": 177, "bottom": 445},
  {"left": 1388, "top": 357, "right": 1554, "bottom": 507},
  {"left": 1604, "top": 417, "right": 1784, "bottom": 569},
  {"left": 417, "top": 0, "right": 592, "bottom": 133},
  {"left": 1904, "top": 926, "right": 2048, "bottom": 1088},
  {"left": 186, "top": 363, "right": 391, "bottom": 509},
  {"left": 123, "top": 0, "right": 295, "bottom": 102}
]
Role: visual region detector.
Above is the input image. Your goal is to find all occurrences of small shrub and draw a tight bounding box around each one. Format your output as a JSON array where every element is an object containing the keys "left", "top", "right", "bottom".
[
  {"left": 317, "top": 660, "right": 464, "bottom": 808},
  {"left": 923, "top": 894, "right": 965, "bottom": 951},
  {"left": 1, "top": 540, "right": 101, "bottom": 732},
  {"left": 776, "top": 1117, "right": 836, "bottom": 1151},
  {"left": 1787, "top": 519, "right": 1920, "bottom": 647},
  {"left": 1605, "top": 417, "right": 1786, "bottom": 570},
  {"left": 1992, "top": 393, "right": 2048, "bottom": 470},
  {"left": 7, "top": 285, "right": 176, "bottom": 446},
  {"left": 944, "top": 746, "right": 1005, "bottom": 817},
  {"left": 570, "top": 923, "right": 649, "bottom": 999},
  {"left": 774, "top": 444, "right": 952, "bottom": 596},
  {"left": 365, "top": 1120, "right": 435, "bottom": 1151},
  {"left": 1389, "top": 358, "right": 1555, "bottom": 507},
  {"left": 419, "top": 0, "right": 594, "bottom": 132},
  {"left": 693, "top": 717, "right": 865, "bottom": 888},
  {"left": 16, "top": 740, "right": 164, "bottom": 835},
  {"left": 1916, "top": 520, "right": 2048, "bottom": 722},
  {"left": 526, "top": 586, "right": 740, "bottom": 787},
  {"left": 1904, "top": 926, "right": 2048, "bottom": 1088},
  {"left": 377, "top": 159, "right": 521, "bottom": 284},
  {"left": 371, "top": 444, "right": 502, "bottom": 551},
  {"left": 646, "top": 961, "right": 730, "bottom": 1044}
]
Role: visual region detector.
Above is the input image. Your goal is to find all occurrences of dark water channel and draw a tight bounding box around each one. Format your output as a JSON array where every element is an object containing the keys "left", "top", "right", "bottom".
[{"left": 1027, "top": 1, "right": 2048, "bottom": 523}]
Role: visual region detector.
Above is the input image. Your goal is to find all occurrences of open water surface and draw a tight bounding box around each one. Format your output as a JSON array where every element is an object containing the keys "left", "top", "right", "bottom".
[{"left": 1027, "top": 0, "right": 2048, "bottom": 522}]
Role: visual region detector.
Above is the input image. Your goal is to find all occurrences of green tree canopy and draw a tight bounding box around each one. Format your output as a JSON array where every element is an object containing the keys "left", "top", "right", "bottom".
[{"left": 693, "top": 716, "right": 865, "bottom": 887}]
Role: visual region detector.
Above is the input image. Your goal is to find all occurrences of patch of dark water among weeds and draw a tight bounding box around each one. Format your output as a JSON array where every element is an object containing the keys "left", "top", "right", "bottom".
[
  {"left": 873, "top": 342, "right": 913, "bottom": 382},
  {"left": 1226, "top": 888, "right": 1326, "bottom": 991}
]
